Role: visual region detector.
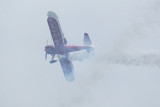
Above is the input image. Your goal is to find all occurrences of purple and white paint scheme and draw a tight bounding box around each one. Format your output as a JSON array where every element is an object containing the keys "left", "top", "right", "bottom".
[{"left": 45, "top": 11, "right": 94, "bottom": 82}]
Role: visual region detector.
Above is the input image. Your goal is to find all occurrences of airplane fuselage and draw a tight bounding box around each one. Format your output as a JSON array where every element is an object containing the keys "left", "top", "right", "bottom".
[{"left": 45, "top": 45, "right": 92, "bottom": 55}]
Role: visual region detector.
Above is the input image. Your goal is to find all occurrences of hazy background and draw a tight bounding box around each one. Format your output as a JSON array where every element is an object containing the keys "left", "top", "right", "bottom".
[{"left": 0, "top": 0, "right": 160, "bottom": 107}]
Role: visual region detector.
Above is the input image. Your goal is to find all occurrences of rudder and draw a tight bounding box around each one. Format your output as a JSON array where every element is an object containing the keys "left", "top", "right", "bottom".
[{"left": 84, "top": 33, "right": 92, "bottom": 46}]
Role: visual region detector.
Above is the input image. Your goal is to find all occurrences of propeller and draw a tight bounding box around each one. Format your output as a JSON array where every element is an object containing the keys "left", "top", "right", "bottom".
[
  {"left": 45, "top": 52, "right": 47, "bottom": 60},
  {"left": 45, "top": 40, "right": 48, "bottom": 60}
]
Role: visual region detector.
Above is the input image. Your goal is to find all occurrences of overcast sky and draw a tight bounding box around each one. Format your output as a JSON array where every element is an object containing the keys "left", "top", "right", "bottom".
[{"left": 0, "top": 0, "right": 160, "bottom": 107}]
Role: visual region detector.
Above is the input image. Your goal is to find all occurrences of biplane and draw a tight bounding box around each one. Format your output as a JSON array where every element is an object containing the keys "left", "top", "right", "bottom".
[{"left": 45, "top": 11, "right": 93, "bottom": 82}]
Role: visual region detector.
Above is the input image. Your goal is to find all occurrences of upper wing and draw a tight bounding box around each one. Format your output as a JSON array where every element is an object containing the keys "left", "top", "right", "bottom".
[
  {"left": 47, "top": 11, "right": 65, "bottom": 49},
  {"left": 58, "top": 55, "right": 75, "bottom": 82}
]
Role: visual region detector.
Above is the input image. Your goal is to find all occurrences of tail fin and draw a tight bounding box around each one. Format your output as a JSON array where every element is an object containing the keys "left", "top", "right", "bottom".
[
  {"left": 84, "top": 33, "right": 92, "bottom": 46},
  {"left": 83, "top": 33, "right": 94, "bottom": 53}
]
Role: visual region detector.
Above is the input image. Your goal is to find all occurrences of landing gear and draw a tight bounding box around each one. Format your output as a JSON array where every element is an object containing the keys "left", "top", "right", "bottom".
[
  {"left": 50, "top": 60, "right": 57, "bottom": 63},
  {"left": 49, "top": 54, "right": 57, "bottom": 64}
]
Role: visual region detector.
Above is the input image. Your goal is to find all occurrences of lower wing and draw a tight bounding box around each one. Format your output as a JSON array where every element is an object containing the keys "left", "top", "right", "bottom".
[{"left": 58, "top": 55, "right": 75, "bottom": 82}]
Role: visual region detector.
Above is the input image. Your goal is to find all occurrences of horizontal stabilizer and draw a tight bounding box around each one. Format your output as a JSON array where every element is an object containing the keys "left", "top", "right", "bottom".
[{"left": 84, "top": 33, "right": 92, "bottom": 46}]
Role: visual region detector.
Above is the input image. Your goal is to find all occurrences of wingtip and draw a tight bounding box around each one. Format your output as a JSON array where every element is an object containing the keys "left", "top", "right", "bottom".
[
  {"left": 47, "top": 11, "right": 58, "bottom": 18},
  {"left": 84, "top": 33, "right": 88, "bottom": 36},
  {"left": 64, "top": 72, "right": 75, "bottom": 82}
]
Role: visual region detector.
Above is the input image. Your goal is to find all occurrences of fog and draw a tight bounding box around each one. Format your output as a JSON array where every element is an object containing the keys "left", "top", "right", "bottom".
[{"left": 0, "top": 0, "right": 160, "bottom": 107}]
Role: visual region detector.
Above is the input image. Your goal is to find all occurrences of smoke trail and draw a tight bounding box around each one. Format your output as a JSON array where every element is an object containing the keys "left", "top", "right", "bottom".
[
  {"left": 103, "top": 53, "right": 160, "bottom": 67},
  {"left": 69, "top": 50, "right": 160, "bottom": 68},
  {"left": 69, "top": 50, "right": 94, "bottom": 62}
]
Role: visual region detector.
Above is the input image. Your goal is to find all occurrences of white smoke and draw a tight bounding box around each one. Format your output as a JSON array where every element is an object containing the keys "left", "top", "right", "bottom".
[{"left": 69, "top": 50, "right": 94, "bottom": 61}]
